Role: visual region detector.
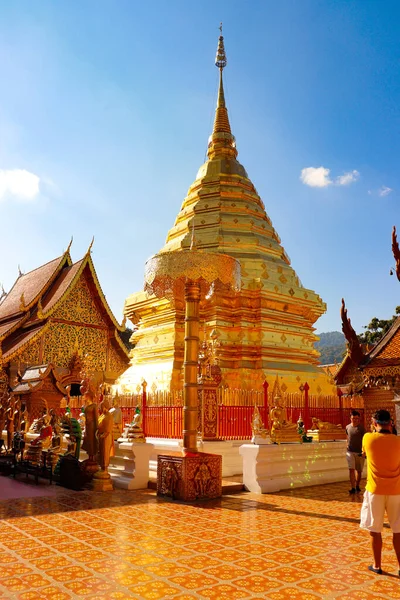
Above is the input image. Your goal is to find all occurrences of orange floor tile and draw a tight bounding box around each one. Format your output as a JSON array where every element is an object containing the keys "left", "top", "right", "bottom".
[{"left": 0, "top": 480, "right": 398, "bottom": 599}]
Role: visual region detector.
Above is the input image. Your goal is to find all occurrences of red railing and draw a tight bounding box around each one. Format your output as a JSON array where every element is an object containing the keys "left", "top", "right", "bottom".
[
  {"left": 70, "top": 380, "right": 364, "bottom": 441},
  {"left": 145, "top": 406, "right": 183, "bottom": 438}
]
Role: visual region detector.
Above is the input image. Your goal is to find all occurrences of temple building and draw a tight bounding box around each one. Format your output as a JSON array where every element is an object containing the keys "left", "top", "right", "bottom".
[
  {"left": 0, "top": 244, "right": 129, "bottom": 418},
  {"left": 119, "top": 34, "right": 335, "bottom": 395},
  {"left": 335, "top": 227, "right": 400, "bottom": 426}
]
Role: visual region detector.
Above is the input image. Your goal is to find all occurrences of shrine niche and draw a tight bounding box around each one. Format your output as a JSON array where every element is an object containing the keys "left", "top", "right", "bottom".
[
  {"left": 0, "top": 243, "right": 130, "bottom": 413},
  {"left": 12, "top": 363, "right": 66, "bottom": 423}
]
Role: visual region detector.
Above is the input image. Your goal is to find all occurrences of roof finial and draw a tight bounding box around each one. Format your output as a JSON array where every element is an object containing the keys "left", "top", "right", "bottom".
[
  {"left": 87, "top": 236, "right": 95, "bottom": 254},
  {"left": 208, "top": 26, "right": 237, "bottom": 160},
  {"left": 215, "top": 23, "right": 227, "bottom": 71},
  {"left": 66, "top": 236, "right": 73, "bottom": 253},
  {"left": 18, "top": 265, "right": 23, "bottom": 278}
]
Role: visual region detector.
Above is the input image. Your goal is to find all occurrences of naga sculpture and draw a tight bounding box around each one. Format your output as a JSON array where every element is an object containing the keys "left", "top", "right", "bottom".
[
  {"left": 392, "top": 226, "right": 400, "bottom": 282},
  {"left": 341, "top": 298, "right": 364, "bottom": 365}
]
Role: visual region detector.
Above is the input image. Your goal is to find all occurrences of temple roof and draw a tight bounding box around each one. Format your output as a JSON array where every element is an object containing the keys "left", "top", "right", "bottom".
[
  {"left": 12, "top": 363, "right": 65, "bottom": 395},
  {"left": 0, "top": 254, "right": 71, "bottom": 323},
  {"left": 361, "top": 316, "right": 400, "bottom": 369},
  {"left": 0, "top": 247, "right": 128, "bottom": 365}
]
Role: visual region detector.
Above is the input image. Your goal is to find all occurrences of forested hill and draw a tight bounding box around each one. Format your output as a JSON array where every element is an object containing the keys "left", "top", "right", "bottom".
[{"left": 315, "top": 331, "right": 346, "bottom": 365}]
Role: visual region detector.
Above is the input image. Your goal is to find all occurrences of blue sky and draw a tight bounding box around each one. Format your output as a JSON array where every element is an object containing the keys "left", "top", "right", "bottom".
[{"left": 0, "top": 0, "right": 399, "bottom": 335}]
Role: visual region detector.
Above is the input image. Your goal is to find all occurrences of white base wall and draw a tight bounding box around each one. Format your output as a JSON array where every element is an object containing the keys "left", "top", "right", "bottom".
[
  {"left": 239, "top": 440, "right": 362, "bottom": 494},
  {"left": 109, "top": 442, "right": 153, "bottom": 490},
  {"left": 147, "top": 438, "right": 246, "bottom": 478}
]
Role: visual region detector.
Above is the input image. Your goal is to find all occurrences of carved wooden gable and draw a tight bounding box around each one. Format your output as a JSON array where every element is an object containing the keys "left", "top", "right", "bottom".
[{"left": 52, "top": 272, "right": 106, "bottom": 327}]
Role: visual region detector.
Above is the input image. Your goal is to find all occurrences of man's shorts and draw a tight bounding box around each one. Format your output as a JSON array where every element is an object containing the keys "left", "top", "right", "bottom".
[
  {"left": 346, "top": 451, "right": 365, "bottom": 472},
  {"left": 360, "top": 491, "right": 400, "bottom": 533}
]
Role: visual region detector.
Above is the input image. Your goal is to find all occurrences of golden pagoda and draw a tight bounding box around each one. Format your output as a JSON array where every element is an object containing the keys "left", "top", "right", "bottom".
[{"left": 120, "top": 32, "right": 334, "bottom": 395}]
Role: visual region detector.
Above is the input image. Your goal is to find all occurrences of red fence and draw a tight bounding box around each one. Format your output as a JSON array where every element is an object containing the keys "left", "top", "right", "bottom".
[{"left": 70, "top": 381, "right": 364, "bottom": 441}]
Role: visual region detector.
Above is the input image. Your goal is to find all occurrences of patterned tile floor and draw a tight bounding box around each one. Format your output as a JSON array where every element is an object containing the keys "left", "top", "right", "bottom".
[{"left": 0, "top": 479, "right": 399, "bottom": 599}]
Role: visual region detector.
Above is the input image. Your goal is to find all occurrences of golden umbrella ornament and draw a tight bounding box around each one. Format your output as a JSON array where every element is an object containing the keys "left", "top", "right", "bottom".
[{"left": 144, "top": 248, "right": 241, "bottom": 498}]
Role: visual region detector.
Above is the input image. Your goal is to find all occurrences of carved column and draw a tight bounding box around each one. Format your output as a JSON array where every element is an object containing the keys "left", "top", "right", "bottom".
[{"left": 183, "top": 280, "right": 200, "bottom": 453}]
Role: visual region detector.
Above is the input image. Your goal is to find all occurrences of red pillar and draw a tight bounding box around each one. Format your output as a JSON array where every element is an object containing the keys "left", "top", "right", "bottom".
[
  {"left": 263, "top": 380, "right": 269, "bottom": 429},
  {"left": 337, "top": 387, "right": 344, "bottom": 427},
  {"left": 304, "top": 382, "right": 310, "bottom": 429},
  {"left": 142, "top": 380, "right": 147, "bottom": 438}
]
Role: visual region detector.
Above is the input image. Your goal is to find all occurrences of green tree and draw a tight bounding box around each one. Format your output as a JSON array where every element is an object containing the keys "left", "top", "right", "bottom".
[
  {"left": 358, "top": 306, "right": 400, "bottom": 345},
  {"left": 119, "top": 327, "right": 134, "bottom": 351}
]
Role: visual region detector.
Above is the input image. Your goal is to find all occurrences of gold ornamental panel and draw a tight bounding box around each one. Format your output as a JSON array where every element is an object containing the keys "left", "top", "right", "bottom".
[
  {"left": 43, "top": 322, "right": 107, "bottom": 370},
  {"left": 18, "top": 336, "right": 42, "bottom": 366},
  {"left": 108, "top": 344, "right": 128, "bottom": 377},
  {"left": 144, "top": 250, "right": 241, "bottom": 299},
  {"left": 52, "top": 276, "right": 105, "bottom": 326}
]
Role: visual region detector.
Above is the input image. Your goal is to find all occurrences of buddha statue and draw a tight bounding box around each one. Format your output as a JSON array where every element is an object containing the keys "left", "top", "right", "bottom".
[
  {"left": 24, "top": 414, "right": 53, "bottom": 465},
  {"left": 109, "top": 396, "right": 123, "bottom": 441},
  {"left": 308, "top": 417, "right": 346, "bottom": 441},
  {"left": 80, "top": 378, "right": 98, "bottom": 462},
  {"left": 311, "top": 417, "right": 343, "bottom": 431},
  {"left": 121, "top": 406, "right": 145, "bottom": 443},
  {"left": 251, "top": 405, "right": 269, "bottom": 443},
  {"left": 96, "top": 399, "right": 114, "bottom": 471},
  {"left": 30, "top": 414, "right": 53, "bottom": 448},
  {"left": 5, "top": 398, "right": 15, "bottom": 450},
  {"left": 20, "top": 404, "right": 29, "bottom": 436},
  {"left": 0, "top": 400, "right": 6, "bottom": 444},
  {"left": 269, "top": 395, "right": 300, "bottom": 444},
  {"left": 297, "top": 415, "right": 312, "bottom": 443}
]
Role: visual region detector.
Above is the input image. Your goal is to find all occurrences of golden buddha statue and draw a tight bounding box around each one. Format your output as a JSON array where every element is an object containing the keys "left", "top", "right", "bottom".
[
  {"left": 96, "top": 400, "right": 114, "bottom": 471},
  {"left": 308, "top": 417, "right": 346, "bottom": 441},
  {"left": 5, "top": 397, "right": 14, "bottom": 450},
  {"left": 24, "top": 414, "right": 53, "bottom": 465},
  {"left": 269, "top": 395, "right": 300, "bottom": 444},
  {"left": 80, "top": 378, "right": 98, "bottom": 461},
  {"left": 109, "top": 396, "right": 123, "bottom": 441},
  {"left": 121, "top": 406, "right": 145, "bottom": 443},
  {"left": 251, "top": 405, "right": 269, "bottom": 443},
  {"left": 311, "top": 417, "right": 343, "bottom": 431}
]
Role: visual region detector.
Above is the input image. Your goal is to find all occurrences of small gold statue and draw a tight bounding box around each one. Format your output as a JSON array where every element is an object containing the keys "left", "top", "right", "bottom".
[
  {"left": 269, "top": 395, "right": 301, "bottom": 444},
  {"left": 109, "top": 396, "right": 123, "bottom": 441},
  {"left": 121, "top": 406, "right": 145, "bottom": 443},
  {"left": 251, "top": 405, "right": 269, "bottom": 443}
]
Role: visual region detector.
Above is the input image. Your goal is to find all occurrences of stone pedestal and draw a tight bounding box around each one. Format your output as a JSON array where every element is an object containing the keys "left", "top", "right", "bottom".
[
  {"left": 92, "top": 469, "right": 114, "bottom": 492},
  {"left": 240, "top": 441, "right": 351, "bottom": 494},
  {"left": 109, "top": 441, "right": 153, "bottom": 490},
  {"left": 157, "top": 452, "right": 222, "bottom": 501}
]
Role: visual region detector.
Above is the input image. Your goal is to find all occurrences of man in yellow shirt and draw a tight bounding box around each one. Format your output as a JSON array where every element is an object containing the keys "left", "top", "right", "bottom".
[{"left": 361, "top": 409, "right": 400, "bottom": 575}]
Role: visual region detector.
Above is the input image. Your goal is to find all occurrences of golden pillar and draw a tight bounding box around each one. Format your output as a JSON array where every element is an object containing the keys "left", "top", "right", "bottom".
[
  {"left": 144, "top": 249, "right": 240, "bottom": 500},
  {"left": 183, "top": 280, "right": 200, "bottom": 453}
]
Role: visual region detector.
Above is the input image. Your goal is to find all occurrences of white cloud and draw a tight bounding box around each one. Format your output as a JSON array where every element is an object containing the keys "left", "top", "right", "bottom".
[
  {"left": 300, "top": 166, "right": 332, "bottom": 188},
  {"left": 0, "top": 168, "right": 40, "bottom": 201},
  {"left": 301, "top": 166, "right": 360, "bottom": 189},
  {"left": 335, "top": 170, "right": 360, "bottom": 185},
  {"left": 378, "top": 185, "right": 393, "bottom": 197}
]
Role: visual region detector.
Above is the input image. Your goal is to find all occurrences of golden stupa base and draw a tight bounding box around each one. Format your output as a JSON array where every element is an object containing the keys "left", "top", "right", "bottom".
[
  {"left": 91, "top": 468, "right": 114, "bottom": 492},
  {"left": 307, "top": 430, "right": 347, "bottom": 442},
  {"left": 157, "top": 452, "right": 222, "bottom": 501}
]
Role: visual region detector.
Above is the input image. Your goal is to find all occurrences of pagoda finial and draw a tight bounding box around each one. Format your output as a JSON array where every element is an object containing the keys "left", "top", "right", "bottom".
[
  {"left": 66, "top": 236, "right": 73, "bottom": 254},
  {"left": 87, "top": 236, "right": 95, "bottom": 254},
  {"left": 208, "top": 27, "right": 237, "bottom": 160},
  {"left": 215, "top": 23, "right": 227, "bottom": 71}
]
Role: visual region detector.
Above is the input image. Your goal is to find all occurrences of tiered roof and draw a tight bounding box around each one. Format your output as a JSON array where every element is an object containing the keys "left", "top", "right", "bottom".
[{"left": 0, "top": 246, "right": 128, "bottom": 365}]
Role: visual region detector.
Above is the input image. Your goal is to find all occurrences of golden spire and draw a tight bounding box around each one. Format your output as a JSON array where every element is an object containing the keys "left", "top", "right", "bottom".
[{"left": 208, "top": 24, "right": 237, "bottom": 160}]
